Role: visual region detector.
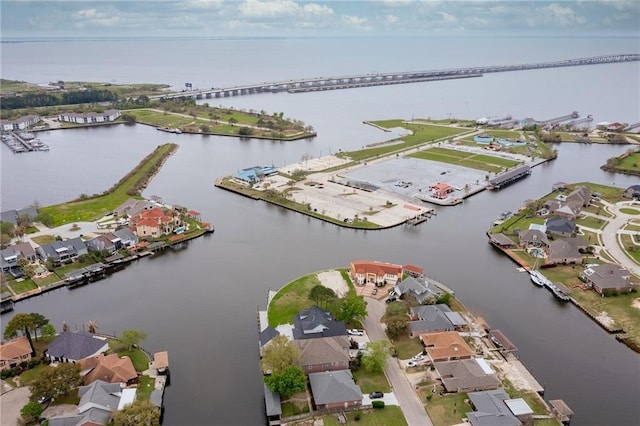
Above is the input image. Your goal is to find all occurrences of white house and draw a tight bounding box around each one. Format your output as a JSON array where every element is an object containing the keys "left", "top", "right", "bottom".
[
  {"left": 58, "top": 109, "right": 121, "bottom": 124},
  {"left": 0, "top": 115, "right": 41, "bottom": 131}
]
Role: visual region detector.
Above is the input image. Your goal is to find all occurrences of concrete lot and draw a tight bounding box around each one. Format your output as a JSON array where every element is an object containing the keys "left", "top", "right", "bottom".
[{"left": 0, "top": 386, "right": 30, "bottom": 426}]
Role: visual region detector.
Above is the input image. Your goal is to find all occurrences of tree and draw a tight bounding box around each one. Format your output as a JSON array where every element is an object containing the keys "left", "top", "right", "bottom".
[
  {"left": 30, "top": 363, "right": 82, "bottom": 402},
  {"left": 260, "top": 335, "right": 300, "bottom": 375},
  {"left": 111, "top": 399, "right": 161, "bottom": 426},
  {"left": 28, "top": 312, "right": 50, "bottom": 342},
  {"left": 228, "top": 117, "right": 238, "bottom": 126},
  {"left": 0, "top": 221, "right": 15, "bottom": 236},
  {"left": 86, "top": 320, "right": 99, "bottom": 334},
  {"left": 3, "top": 313, "right": 35, "bottom": 341},
  {"left": 21, "top": 401, "right": 43, "bottom": 423},
  {"left": 361, "top": 339, "right": 392, "bottom": 373},
  {"left": 120, "top": 329, "right": 147, "bottom": 350},
  {"left": 336, "top": 294, "right": 367, "bottom": 324},
  {"left": 41, "top": 323, "right": 56, "bottom": 338},
  {"left": 263, "top": 365, "right": 306, "bottom": 398},
  {"left": 308, "top": 285, "right": 336, "bottom": 309},
  {"left": 385, "top": 318, "right": 409, "bottom": 339}
]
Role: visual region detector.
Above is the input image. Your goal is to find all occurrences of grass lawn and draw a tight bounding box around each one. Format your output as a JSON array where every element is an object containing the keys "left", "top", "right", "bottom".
[
  {"left": 33, "top": 274, "right": 63, "bottom": 287},
  {"left": 534, "top": 419, "right": 562, "bottom": 425},
  {"left": 409, "top": 147, "right": 518, "bottom": 173},
  {"left": 339, "top": 121, "right": 472, "bottom": 162},
  {"left": 352, "top": 368, "right": 391, "bottom": 393},
  {"left": 52, "top": 393, "right": 81, "bottom": 406},
  {"left": 620, "top": 207, "right": 640, "bottom": 215},
  {"left": 490, "top": 212, "right": 544, "bottom": 235},
  {"left": 116, "top": 348, "right": 150, "bottom": 372},
  {"left": 25, "top": 226, "right": 39, "bottom": 234},
  {"left": 136, "top": 375, "right": 155, "bottom": 401},
  {"left": 31, "top": 235, "right": 57, "bottom": 245},
  {"left": 391, "top": 335, "right": 424, "bottom": 360},
  {"left": 569, "top": 182, "right": 624, "bottom": 204},
  {"left": 582, "top": 204, "right": 613, "bottom": 217},
  {"left": 127, "top": 109, "right": 196, "bottom": 127},
  {"left": 54, "top": 258, "right": 96, "bottom": 276},
  {"left": 503, "top": 379, "right": 548, "bottom": 414},
  {"left": 268, "top": 272, "right": 322, "bottom": 327},
  {"left": 620, "top": 234, "right": 640, "bottom": 264},
  {"left": 323, "top": 406, "right": 407, "bottom": 426},
  {"left": 422, "top": 387, "right": 470, "bottom": 426},
  {"left": 576, "top": 215, "right": 606, "bottom": 230},
  {"left": 8, "top": 279, "right": 37, "bottom": 294},
  {"left": 18, "top": 364, "right": 49, "bottom": 385},
  {"left": 280, "top": 391, "right": 310, "bottom": 417},
  {"left": 484, "top": 129, "right": 522, "bottom": 139},
  {"left": 571, "top": 289, "right": 640, "bottom": 345},
  {"left": 612, "top": 152, "right": 640, "bottom": 174},
  {"left": 39, "top": 143, "right": 176, "bottom": 226}
]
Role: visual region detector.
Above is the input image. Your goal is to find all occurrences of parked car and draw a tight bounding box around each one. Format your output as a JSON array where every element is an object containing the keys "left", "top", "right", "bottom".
[
  {"left": 347, "top": 329, "right": 364, "bottom": 336},
  {"left": 372, "top": 288, "right": 378, "bottom": 295},
  {"left": 411, "top": 353, "right": 425, "bottom": 362},
  {"left": 369, "top": 391, "right": 384, "bottom": 399},
  {"left": 407, "top": 361, "right": 417, "bottom": 368},
  {"left": 385, "top": 297, "right": 397, "bottom": 304}
]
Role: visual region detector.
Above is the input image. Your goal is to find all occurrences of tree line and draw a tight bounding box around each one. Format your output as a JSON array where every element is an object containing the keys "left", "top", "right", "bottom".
[{"left": 1, "top": 89, "right": 118, "bottom": 110}]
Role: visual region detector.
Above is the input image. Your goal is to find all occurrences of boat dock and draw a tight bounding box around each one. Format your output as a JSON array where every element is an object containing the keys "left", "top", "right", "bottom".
[
  {"left": 1, "top": 132, "right": 49, "bottom": 153},
  {"left": 487, "top": 165, "right": 531, "bottom": 190}
]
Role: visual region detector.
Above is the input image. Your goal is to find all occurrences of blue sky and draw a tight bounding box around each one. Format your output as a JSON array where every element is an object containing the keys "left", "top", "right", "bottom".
[{"left": 1, "top": 1, "right": 639, "bottom": 38}]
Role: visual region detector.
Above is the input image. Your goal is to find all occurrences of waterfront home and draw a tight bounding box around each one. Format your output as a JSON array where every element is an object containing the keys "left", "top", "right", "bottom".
[
  {"left": 393, "top": 276, "right": 442, "bottom": 304},
  {"left": 0, "top": 336, "right": 33, "bottom": 370},
  {"left": 580, "top": 263, "right": 634, "bottom": 295},
  {"left": 466, "top": 389, "right": 530, "bottom": 426},
  {"left": 263, "top": 384, "right": 282, "bottom": 426},
  {"left": 544, "top": 217, "right": 576, "bottom": 236},
  {"left": 130, "top": 207, "right": 182, "bottom": 239},
  {"left": 295, "top": 336, "right": 350, "bottom": 374},
  {"left": 349, "top": 260, "right": 403, "bottom": 286},
  {"left": 308, "top": 370, "right": 363, "bottom": 411},
  {"left": 78, "top": 353, "right": 138, "bottom": 386},
  {"left": 419, "top": 331, "right": 474, "bottom": 362},
  {"left": 0, "top": 206, "right": 38, "bottom": 225},
  {"left": 434, "top": 358, "right": 501, "bottom": 393},
  {"left": 623, "top": 185, "right": 640, "bottom": 200},
  {"left": 546, "top": 239, "right": 585, "bottom": 266},
  {"left": 113, "top": 228, "right": 138, "bottom": 248},
  {"left": 292, "top": 305, "right": 347, "bottom": 340},
  {"left": 408, "top": 304, "right": 465, "bottom": 338},
  {"left": 58, "top": 109, "right": 121, "bottom": 124},
  {"left": 46, "top": 331, "right": 109, "bottom": 363},
  {"left": 0, "top": 114, "right": 41, "bottom": 131},
  {"left": 403, "top": 264, "right": 424, "bottom": 278},
  {"left": 113, "top": 198, "right": 156, "bottom": 218},
  {"left": 86, "top": 233, "right": 120, "bottom": 254},
  {"left": 1, "top": 242, "right": 37, "bottom": 273},
  {"left": 518, "top": 229, "right": 549, "bottom": 249},
  {"left": 48, "top": 380, "right": 136, "bottom": 426},
  {"left": 36, "top": 237, "right": 88, "bottom": 265}
]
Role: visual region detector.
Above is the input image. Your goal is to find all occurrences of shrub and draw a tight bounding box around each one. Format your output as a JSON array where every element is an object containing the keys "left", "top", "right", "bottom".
[
  {"left": 354, "top": 413, "right": 361, "bottom": 421},
  {"left": 372, "top": 400, "right": 385, "bottom": 409}
]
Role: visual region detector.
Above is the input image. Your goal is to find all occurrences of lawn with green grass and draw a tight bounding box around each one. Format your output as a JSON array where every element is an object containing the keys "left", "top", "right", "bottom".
[
  {"left": 18, "top": 364, "right": 49, "bottom": 384},
  {"left": 8, "top": 279, "right": 37, "bottom": 294},
  {"left": 339, "top": 121, "right": 472, "bottom": 162},
  {"left": 620, "top": 207, "right": 640, "bottom": 215},
  {"left": 423, "top": 388, "right": 470, "bottom": 426},
  {"left": 33, "top": 274, "right": 63, "bottom": 287},
  {"left": 39, "top": 143, "right": 176, "bottom": 226},
  {"left": 409, "top": 147, "right": 519, "bottom": 173},
  {"left": 502, "top": 378, "right": 549, "bottom": 414},
  {"left": 323, "top": 406, "right": 407, "bottom": 426},
  {"left": 576, "top": 215, "right": 606, "bottom": 230},
  {"left": 136, "top": 375, "right": 156, "bottom": 401},
  {"left": 352, "top": 368, "right": 391, "bottom": 393},
  {"left": 268, "top": 273, "right": 323, "bottom": 327},
  {"left": 603, "top": 152, "right": 640, "bottom": 175},
  {"left": 31, "top": 235, "right": 57, "bottom": 245},
  {"left": 116, "top": 348, "right": 150, "bottom": 372},
  {"left": 620, "top": 234, "right": 640, "bottom": 264},
  {"left": 391, "top": 336, "right": 425, "bottom": 360}
]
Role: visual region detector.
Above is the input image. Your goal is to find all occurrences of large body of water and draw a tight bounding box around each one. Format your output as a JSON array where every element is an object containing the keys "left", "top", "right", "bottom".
[{"left": 1, "top": 36, "right": 639, "bottom": 426}]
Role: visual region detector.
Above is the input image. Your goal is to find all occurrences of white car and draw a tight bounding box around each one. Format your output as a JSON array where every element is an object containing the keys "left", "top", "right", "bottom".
[
  {"left": 347, "top": 329, "right": 364, "bottom": 336},
  {"left": 407, "top": 361, "right": 418, "bottom": 368},
  {"left": 411, "top": 353, "right": 425, "bottom": 362}
]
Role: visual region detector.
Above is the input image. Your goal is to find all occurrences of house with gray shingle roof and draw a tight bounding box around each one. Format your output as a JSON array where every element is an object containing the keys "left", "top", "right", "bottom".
[
  {"left": 46, "top": 331, "right": 109, "bottom": 362},
  {"left": 48, "top": 380, "right": 128, "bottom": 426},
  {"left": 0, "top": 206, "right": 38, "bottom": 225},
  {"left": 263, "top": 383, "right": 281, "bottom": 425},
  {"left": 623, "top": 185, "right": 640, "bottom": 199},
  {"left": 547, "top": 239, "right": 583, "bottom": 266},
  {"left": 295, "top": 336, "right": 350, "bottom": 374},
  {"left": 518, "top": 229, "right": 549, "bottom": 248},
  {"left": 580, "top": 263, "right": 634, "bottom": 295},
  {"left": 409, "top": 304, "right": 459, "bottom": 337},
  {"left": 466, "top": 389, "right": 522, "bottom": 426},
  {"left": 308, "top": 370, "right": 362, "bottom": 410},
  {"left": 435, "top": 359, "right": 501, "bottom": 393},
  {"left": 393, "top": 276, "right": 441, "bottom": 304},
  {"left": 545, "top": 217, "right": 576, "bottom": 236},
  {"left": 292, "top": 306, "right": 347, "bottom": 340},
  {"left": 36, "top": 238, "right": 87, "bottom": 265}
]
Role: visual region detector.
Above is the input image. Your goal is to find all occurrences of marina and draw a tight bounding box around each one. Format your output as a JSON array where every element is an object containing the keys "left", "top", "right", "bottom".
[{"left": 1, "top": 132, "right": 49, "bottom": 153}]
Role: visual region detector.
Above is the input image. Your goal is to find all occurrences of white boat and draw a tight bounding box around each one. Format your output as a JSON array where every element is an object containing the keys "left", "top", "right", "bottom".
[{"left": 529, "top": 270, "right": 547, "bottom": 287}]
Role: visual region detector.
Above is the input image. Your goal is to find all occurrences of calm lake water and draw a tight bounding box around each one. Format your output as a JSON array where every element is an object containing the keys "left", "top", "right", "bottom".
[{"left": 1, "top": 36, "right": 639, "bottom": 425}]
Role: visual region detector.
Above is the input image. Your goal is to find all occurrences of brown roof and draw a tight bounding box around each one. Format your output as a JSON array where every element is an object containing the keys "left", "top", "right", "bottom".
[
  {"left": 549, "top": 399, "right": 574, "bottom": 416},
  {"left": 351, "top": 260, "right": 402, "bottom": 276},
  {"left": 0, "top": 336, "right": 32, "bottom": 361},
  {"left": 403, "top": 264, "right": 424, "bottom": 274},
  {"left": 78, "top": 353, "right": 138, "bottom": 385},
  {"left": 295, "top": 336, "right": 350, "bottom": 367},
  {"left": 419, "top": 332, "right": 474, "bottom": 361},
  {"left": 154, "top": 351, "right": 169, "bottom": 369}
]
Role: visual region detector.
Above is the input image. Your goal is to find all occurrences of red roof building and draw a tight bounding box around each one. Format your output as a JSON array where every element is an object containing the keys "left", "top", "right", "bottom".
[
  {"left": 130, "top": 207, "right": 181, "bottom": 239},
  {"left": 431, "top": 183, "right": 454, "bottom": 199},
  {"left": 350, "top": 260, "right": 403, "bottom": 286}
]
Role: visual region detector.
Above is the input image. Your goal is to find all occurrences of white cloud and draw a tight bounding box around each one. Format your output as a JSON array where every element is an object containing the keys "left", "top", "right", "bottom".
[
  {"left": 238, "top": 0, "right": 299, "bottom": 18},
  {"left": 527, "top": 3, "right": 586, "bottom": 27},
  {"left": 301, "top": 3, "right": 334, "bottom": 18},
  {"left": 438, "top": 11, "right": 458, "bottom": 24},
  {"left": 385, "top": 14, "right": 399, "bottom": 24},
  {"left": 342, "top": 15, "right": 372, "bottom": 30},
  {"left": 72, "top": 8, "right": 121, "bottom": 27},
  {"left": 177, "top": 0, "right": 223, "bottom": 9}
]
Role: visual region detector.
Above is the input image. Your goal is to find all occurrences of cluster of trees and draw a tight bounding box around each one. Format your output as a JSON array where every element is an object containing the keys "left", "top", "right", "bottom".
[
  {"left": 114, "top": 95, "right": 151, "bottom": 110},
  {"left": 308, "top": 284, "right": 368, "bottom": 324},
  {"left": 29, "top": 362, "right": 83, "bottom": 402},
  {"left": 3, "top": 312, "right": 55, "bottom": 342},
  {"left": 1, "top": 89, "right": 118, "bottom": 110},
  {"left": 112, "top": 400, "right": 161, "bottom": 426},
  {"left": 260, "top": 335, "right": 307, "bottom": 398}
]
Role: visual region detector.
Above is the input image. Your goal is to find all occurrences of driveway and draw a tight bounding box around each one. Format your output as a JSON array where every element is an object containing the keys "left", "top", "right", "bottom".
[
  {"left": 362, "top": 392, "right": 399, "bottom": 406},
  {"left": 601, "top": 202, "right": 640, "bottom": 276},
  {"left": 0, "top": 386, "right": 31, "bottom": 426},
  {"left": 363, "top": 297, "right": 433, "bottom": 426}
]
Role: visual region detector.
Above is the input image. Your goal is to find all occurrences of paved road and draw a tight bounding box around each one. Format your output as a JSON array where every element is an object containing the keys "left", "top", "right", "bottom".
[
  {"left": 363, "top": 298, "right": 433, "bottom": 426},
  {"left": 0, "top": 386, "right": 31, "bottom": 426},
  {"left": 600, "top": 201, "right": 640, "bottom": 276}
]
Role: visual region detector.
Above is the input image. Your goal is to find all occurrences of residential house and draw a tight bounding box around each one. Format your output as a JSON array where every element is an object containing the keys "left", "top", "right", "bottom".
[
  {"left": 580, "top": 263, "right": 633, "bottom": 295},
  {"left": 544, "top": 217, "right": 576, "bottom": 237},
  {"left": 308, "top": 370, "right": 363, "bottom": 411},
  {"left": 78, "top": 353, "right": 138, "bottom": 386},
  {"left": 37, "top": 237, "right": 88, "bottom": 265},
  {"left": 466, "top": 389, "right": 523, "bottom": 426},
  {"left": 419, "top": 331, "right": 475, "bottom": 362},
  {"left": 393, "top": 276, "right": 442, "bottom": 304},
  {"left": 403, "top": 264, "right": 424, "bottom": 278},
  {"left": 58, "top": 110, "right": 121, "bottom": 124},
  {"left": 0, "top": 115, "right": 41, "bottom": 131},
  {"left": 48, "top": 380, "right": 136, "bottom": 426},
  {"left": 623, "top": 185, "right": 640, "bottom": 200},
  {"left": 130, "top": 207, "right": 181, "bottom": 239},
  {"left": 263, "top": 383, "right": 282, "bottom": 426},
  {"left": 408, "top": 304, "right": 465, "bottom": 338},
  {"left": 113, "top": 228, "right": 138, "bottom": 248},
  {"left": 518, "top": 230, "right": 549, "bottom": 249},
  {"left": 0, "top": 206, "right": 38, "bottom": 225},
  {"left": 0, "top": 336, "right": 33, "bottom": 370},
  {"left": 435, "top": 358, "right": 501, "bottom": 393},
  {"left": 487, "top": 233, "right": 517, "bottom": 249},
  {"left": 46, "top": 331, "right": 109, "bottom": 363},
  {"left": 113, "top": 199, "right": 156, "bottom": 218},
  {"left": 546, "top": 237, "right": 588, "bottom": 266},
  {"left": 349, "top": 260, "right": 403, "bottom": 286},
  {"left": 292, "top": 306, "right": 347, "bottom": 340},
  {"left": 295, "top": 336, "right": 350, "bottom": 374}
]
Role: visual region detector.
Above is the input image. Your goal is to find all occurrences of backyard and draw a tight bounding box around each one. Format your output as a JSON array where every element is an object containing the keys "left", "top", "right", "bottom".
[{"left": 323, "top": 406, "right": 407, "bottom": 426}]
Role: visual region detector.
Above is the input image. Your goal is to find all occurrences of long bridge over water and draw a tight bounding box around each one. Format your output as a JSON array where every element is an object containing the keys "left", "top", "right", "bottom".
[{"left": 152, "top": 54, "right": 639, "bottom": 100}]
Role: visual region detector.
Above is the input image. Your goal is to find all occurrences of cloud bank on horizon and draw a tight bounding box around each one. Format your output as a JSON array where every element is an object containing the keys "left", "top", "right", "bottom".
[{"left": 1, "top": 0, "right": 638, "bottom": 38}]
